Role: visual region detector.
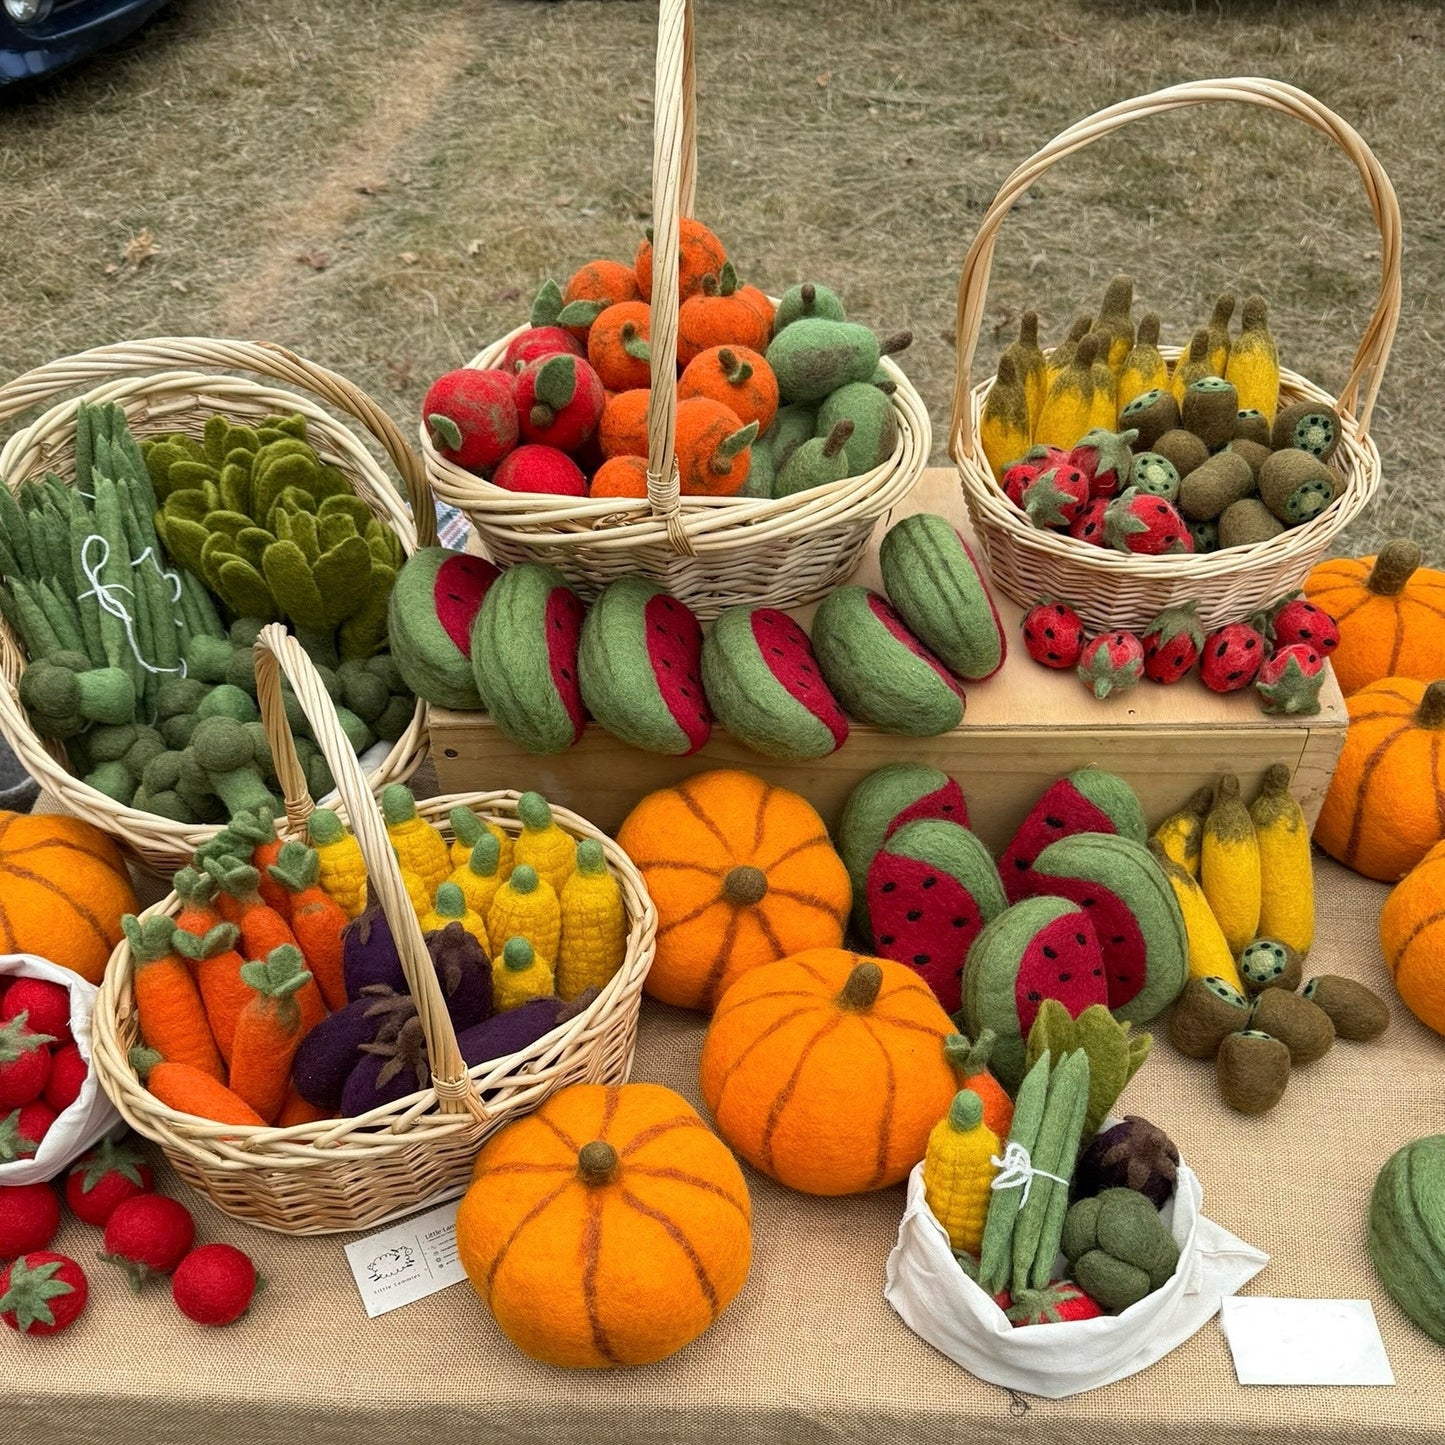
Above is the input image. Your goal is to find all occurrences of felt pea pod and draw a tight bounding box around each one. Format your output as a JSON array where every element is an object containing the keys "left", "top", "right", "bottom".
[
  {"left": 977, "top": 1050, "right": 1050, "bottom": 1295},
  {"left": 32, "top": 580, "right": 88, "bottom": 657}
]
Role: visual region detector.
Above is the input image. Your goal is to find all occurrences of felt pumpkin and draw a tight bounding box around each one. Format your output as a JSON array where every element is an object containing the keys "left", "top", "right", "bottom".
[
  {"left": 562, "top": 260, "right": 641, "bottom": 335},
  {"left": 635, "top": 218, "right": 727, "bottom": 303},
  {"left": 598, "top": 388, "right": 650, "bottom": 460},
  {"left": 587, "top": 302, "right": 654, "bottom": 393},
  {"left": 1316, "top": 678, "right": 1445, "bottom": 881},
  {"left": 1305, "top": 541, "right": 1445, "bottom": 697},
  {"left": 455, "top": 1081, "right": 751, "bottom": 1368},
  {"left": 0, "top": 813, "right": 137, "bottom": 983},
  {"left": 677, "top": 346, "right": 779, "bottom": 434},
  {"left": 1380, "top": 841, "right": 1445, "bottom": 1036},
  {"left": 616, "top": 770, "right": 850, "bottom": 1012},
  {"left": 677, "top": 264, "right": 772, "bottom": 367},
  {"left": 700, "top": 949, "right": 960, "bottom": 1195},
  {"left": 673, "top": 398, "right": 758, "bottom": 497}
]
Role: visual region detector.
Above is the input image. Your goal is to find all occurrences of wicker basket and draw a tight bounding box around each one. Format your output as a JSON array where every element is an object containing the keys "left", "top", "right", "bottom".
[
  {"left": 0, "top": 338, "right": 435, "bottom": 874},
  {"left": 424, "top": 0, "right": 931, "bottom": 617},
  {"left": 90, "top": 623, "right": 658, "bottom": 1234},
  {"left": 951, "top": 77, "right": 1402, "bottom": 633}
]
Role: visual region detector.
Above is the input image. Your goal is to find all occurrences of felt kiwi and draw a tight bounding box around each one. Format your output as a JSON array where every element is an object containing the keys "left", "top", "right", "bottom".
[
  {"left": 1218, "top": 497, "right": 1285, "bottom": 549},
  {"left": 1259, "top": 449, "right": 1339, "bottom": 526},
  {"left": 1234, "top": 410, "right": 1272, "bottom": 446},
  {"left": 1177, "top": 449, "right": 1256, "bottom": 522},
  {"left": 1152, "top": 428, "right": 1209, "bottom": 480},
  {"left": 1228, "top": 438, "right": 1271, "bottom": 478},
  {"left": 1119, "top": 389, "right": 1180, "bottom": 451},
  {"left": 1181, "top": 377, "right": 1239, "bottom": 452},
  {"left": 1217, "top": 1030, "right": 1291, "bottom": 1114},
  {"left": 1169, "top": 975, "right": 1251, "bottom": 1059},
  {"left": 1187, "top": 519, "right": 1219, "bottom": 554},
  {"left": 1271, "top": 400, "right": 1341, "bottom": 461},
  {"left": 1239, "top": 938, "right": 1303, "bottom": 996},
  {"left": 1131, "top": 452, "right": 1180, "bottom": 502},
  {"left": 1302, "top": 975, "right": 1390, "bottom": 1042},
  {"left": 1249, "top": 987, "right": 1335, "bottom": 1064}
]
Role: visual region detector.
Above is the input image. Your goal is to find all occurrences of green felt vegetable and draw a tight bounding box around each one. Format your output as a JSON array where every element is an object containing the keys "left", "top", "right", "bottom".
[
  {"left": 1062, "top": 1187, "right": 1180, "bottom": 1312},
  {"left": 1025, "top": 1000, "right": 1151, "bottom": 1140},
  {"left": 180, "top": 716, "right": 280, "bottom": 819},
  {"left": 1369, "top": 1135, "right": 1445, "bottom": 1343},
  {"left": 978, "top": 1051, "right": 1050, "bottom": 1295},
  {"left": 18, "top": 652, "right": 136, "bottom": 739}
]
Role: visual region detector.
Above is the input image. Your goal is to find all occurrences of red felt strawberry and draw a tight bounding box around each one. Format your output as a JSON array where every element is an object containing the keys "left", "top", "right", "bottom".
[
  {"left": 515, "top": 354, "right": 605, "bottom": 452},
  {"left": 65, "top": 1135, "right": 154, "bottom": 1228},
  {"left": 1077, "top": 630, "right": 1145, "bottom": 700},
  {"left": 0, "top": 1102, "right": 55, "bottom": 1163},
  {"left": 490, "top": 444, "right": 587, "bottom": 497},
  {"left": 1141, "top": 602, "right": 1204, "bottom": 684},
  {"left": 1266, "top": 596, "right": 1340, "bottom": 656},
  {"left": 1006, "top": 1280, "right": 1105, "bottom": 1326},
  {"left": 1002, "top": 459, "right": 1044, "bottom": 511},
  {"left": 1255, "top": 642, "right": 1327, "bottom": 716},
  {"left": 422, "top": 369, "right": 520, "bottom": 474},
  {"left": 0, "top": 1252, "right": 88, "bottom": 1335},
  {"left": 1104, "top": 489, "right": 1193, "bottom": 555},
  {"left": 0, "top": 1014, "right": 55, "bottom": 1111},
  {"left": 0, "top": 979, "right": 71, "bottom": 1046},
  {"left": 1022, "top": 466, "right": 1091, "bottom": 529},
  {"left": 1021, "top": 601, "right": 1088, "bottom": 670},
  {"left": 1069, "top": 496, "right": 1109, "bottom": 546},
  {"left": 43, "top": 1042, "right": 87, "bottom": 1115},
  {"left": 0, "top": 1182, "right": 61, "bottom": 1259},
  {"left": 101, "top": 1193, "right": 195, "bottom": 1289},
  {"left": 172, "top": 1243, "right": 261, "bottom": 1327},
  {"left": 1068, "top": 427, "right": 1138, "bottom": 500},
  {"left": 499, "top": 324, "right": 586, "bottom": 374},
  {"left": 1200, "top": 622, "right": 1267, "bottom": 693}
]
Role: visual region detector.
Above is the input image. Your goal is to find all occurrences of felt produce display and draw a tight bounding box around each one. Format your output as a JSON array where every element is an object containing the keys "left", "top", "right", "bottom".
[
  {"left": 700, "top": 951, "right": 960, "bottom": 1195},
  {"left": 922, "top": 1090, "right": 1001, "bottom": 1256},
  {"left": 455, "top": 1081, "right": 751, "bottom": 1368},
  {"left": 387, "top": 548, "right": 501, "bottom": 710},
  {"left": 1380, "top": 840, "right": 1445, "bottom": 1036},
  {"left": 1368, "top": 1134, "right": 1445, "bottom": 1345},
  {"left": 616, "top": 771, "right": 849, "bottom": 1012}
]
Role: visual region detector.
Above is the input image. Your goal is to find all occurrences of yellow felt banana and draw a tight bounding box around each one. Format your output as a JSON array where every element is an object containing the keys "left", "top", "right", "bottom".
[
  {"left": 1002, "top": 311, "right": 1049, "bottom": 437},
  {"left": 1095, "top": 274, "right": 1136, "bottom": 374},
  {"left": 1151, "top": 786, "right": 1213, "bottom": 877},
  {"left": 1034, "top": 334, "right": 1098, "bottom": 451},
  {"left": 1087, "top": 334, "right": 1119, "bottom": 432},
  {"left": 1225, "top": 294, "right": 1281, "bottom": 423},
  {"left": 1151, "top": 841, "right": 1244, "bottom": 992},
  {"left": 980, "top": 354, "right": 1033, "bottom": 480},
  {"left": 1169, "top": 329, "right": 1215, "bottom": 408},
  {"left": 1117, "top": 314, "right": 1169, "bottom": 415},
  {"left": 1200, "top": 774, "right": 1262, "bottom": 957},
  {"left": 1045, "top": 314, "right": 1094, "bottom": 390},
  {"left": 1249, "top": 763, "right": 1314, "bottom": 956},
  {"left": 1202, "top": 291, "right": 1236, "bottom": 377}
]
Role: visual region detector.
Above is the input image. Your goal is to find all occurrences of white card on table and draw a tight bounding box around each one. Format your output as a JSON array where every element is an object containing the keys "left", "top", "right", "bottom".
[
  {"left": 344, "top": 1198, "right": 469, "bottom": 1318},
  {"left": 1220, "top": 1297, "right": 1395, "bottom": 1386}
]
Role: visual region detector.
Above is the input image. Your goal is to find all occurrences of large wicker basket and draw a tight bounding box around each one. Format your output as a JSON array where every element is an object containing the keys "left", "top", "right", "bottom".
[
  {"left": 0, "top": 338, "right": 435, "bottom": 873},
  {"left": 951, "top": 77, "right": 1402, "bottom": 633},
  {"left": 90, "top": 623, "right": 658, "bottom": 1234},
  {"left": 424, "top": 0, "right": 931, "bottom": 617}
]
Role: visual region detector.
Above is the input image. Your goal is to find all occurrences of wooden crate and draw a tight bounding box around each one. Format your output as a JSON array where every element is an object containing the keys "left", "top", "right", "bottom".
[{"left": 429, "top": 469, "right": 1347, "bottom": 853}]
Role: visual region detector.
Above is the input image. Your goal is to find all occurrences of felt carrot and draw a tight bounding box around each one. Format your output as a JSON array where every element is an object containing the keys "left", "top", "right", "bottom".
[
  {"left": 130, "top": 1048, "right": 264, "bottom": 1127},
  {"left": 122, "top": 915, "right": 224, "bottom": 1083},
  {"left": 229, "top": 946, "right": 313, "bottom": 1125},
  {"left": 277, "top": 1085, "right": 332, "bottom": 1127},
  {"left": 225, "top": 808, "right": 290, "bottom": 918},
  {"left": 171, "top": 867, "right": 222, "bottom": 940},
  {"left": 172, "top": 923, "right": 249, "bottom": 1067},
  {"left": 204, "top": 857, "right": 299, "bottom": 962},
  {"left": 267, "top": 840, "right": 348, "bottom": 1011}
]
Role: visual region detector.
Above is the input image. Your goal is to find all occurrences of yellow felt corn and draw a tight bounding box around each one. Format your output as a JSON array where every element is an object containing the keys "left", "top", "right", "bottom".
[
  {"left": 1045, "top": 314, "right": 1094, "bottom": 391},
  {"left": 382, "top": 785, "right": 450, "bottom": 895},
  {"left": 1095, "top": 274, "right": 1135, "bottom": 374},
  {"left": 1169, "top": 329, "right": 1215, "bottom": 408},
  {"left": 1200, "top": 774, "right": 1262, "bottom": 957},
  {"left": 396, "top": 855, "right": 431, "bottom": 919},
  {"left": 1224, "top": 294, "right": 1281, "bottom": 423},
  {"left": 980, "top": 354, "right": 1032, "bottom": 480},
  {"left": 418, "top": 881, "right": 490, "bottom": 954},
  {"left": 1151, "top": 841, "right": 1244, "bottom": 992},
  {"left": 1150, "top": 786, "right": 1213, "bottom": 878},
  {"left": 486, "top": 864, "right": 561, "bottom": 964},
  {"left": 1117, "top": 313, "right": 1169, "bottom": 414},
  {"left": 513, "top": 792, "right": 576, "bottom": 896},
  {"left": 1202, "top": 291, "right": 1236, "bottom": 378},
  {"left": 557, "top": 839, "right": 627, "bottom": 1001},
  {"left": 492, "top": 936, "right": 555, "bottom": 1012},
  {"left": 1034, "top": 334, "right": 1098, "bottom": 451},
  {"left": 1003, "top": 310, "right": 1049, "bottom": 436},
  {"left": 305, "top": 807, "right": 367, "bottom": 919},
  {"left": 1249, "top": 763, "right": 1314, "bottom": 956},
  {"left": 448, "top": 805, "right": 514, "bottom": 878},
  {"left": 1087, "top": 335, "right": 1119, "bottom": 432},
  {"left": 448, "top": 834, "right": 505, "bottom": 922},
  {"left": 922, "top": 1089, "right": 1000, "bottom": 1256}
]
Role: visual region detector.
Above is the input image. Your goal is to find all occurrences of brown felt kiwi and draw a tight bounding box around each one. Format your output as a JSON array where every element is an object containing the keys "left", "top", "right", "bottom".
[
  {"left": 1228, "top": 438, "right": 1271, "bottom": 478},
  {"left": 1178, "top": 449, "right": 1256, "bottom": 522},
  {"left": 1301, "top": 975, "right": 1390, "bottom": 1042},
  {"left": 1234, "top": 410, "right": 1272, "bottom": 446},
  {"left": 1271, "top": 400, "right": 1341, "bottom": 462},
  {"left": 1169, "top": 975, "right": 1251, "bottom": 1059},
  {"left": 1182, "top": 377, "right": 1240, "bottom": 452},
  {"left": 1152, "top": 428, "right": 1209, "bottom": 479},
  {"left": 1119, "top": 389, "right": 1181, "bottom": 451},
  {"left": 1239, "top": 938, "right": 1303, "bottom": 996},
  {"left": 1218, "top": 497, "right": 1286, "bottom": 549},
  {"left": 1259, "top": 449, "right": 1340, "bottom": 527},
  {"left": 1249, "top": 988, "right": 1335, "bottom": 1064},
  {"left": 1217, "top": 1030, "right": 1291, "bottom": 1114}
]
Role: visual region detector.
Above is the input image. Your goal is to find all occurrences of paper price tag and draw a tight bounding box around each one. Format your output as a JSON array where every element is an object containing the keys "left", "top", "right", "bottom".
[
  {"left": 344, "top": 1197, "right": 469, "bottom": 1318},
  {"left": 1220, "top": 1297, "right": 1395, "bottom": 1386}
]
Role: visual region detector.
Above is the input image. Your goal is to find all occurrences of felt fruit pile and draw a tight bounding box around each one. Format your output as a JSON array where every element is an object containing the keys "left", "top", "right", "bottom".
[
  {"left": 121, "top": 785, "right": 629, "bottom": 1125},
  {"left": 0, "top": 974, "right": 91, "bottom": 1167},
  {"left": 423, "top": 220, "right": 915, "bottom": 502},
  {"left": 0, "top": 402, "right": 416, "bottom": 824}
]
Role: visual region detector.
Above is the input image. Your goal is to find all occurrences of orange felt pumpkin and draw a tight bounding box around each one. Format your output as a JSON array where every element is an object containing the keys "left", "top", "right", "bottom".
[
  {"left": 587, "top": 301, "right": 654, "bottom": 393},
  {"left": 700, "top": 950, "right": 961, "bottom": 1195},
  {"left": 635, "top": 218, "right": 727, "bottom": 303},
  {"left": 1305, "top": 540, "right": 1445, "bottom": 697},
  {"left": 676, "top": 264, "right": 772, "bottom": 367},
  {"left": 673, "top": 397, "right": 757, "bottom": 497},
  {"left": 563, "top": 259, "right": 641, "bottom": 338},
  {"left": 455, "top": 1081, "right": 751, "bottom": 1368},
  {"left": 590, "top": 454, "right": 650, "bottom": 499},
  {"left": 0, "top": 812, "right": 136, "bottom": 983},
  {"left": 1380, "top": 840, "right": 1445, "bottom": 1036},
  {"left": 599, "top": 388, "right": 651, "bottom": 460},
  {"left": 616, "top": 770, "right": 850, "bottom": 1012},
  {"left": 677, "top": 346, "right": 779, "bottom": 434},
  {"left": 1315, "top": 678, "right": 1445, "bottom": 881},
  {"left": 734, "top": 284, "right": 776, "bottom": 335}
]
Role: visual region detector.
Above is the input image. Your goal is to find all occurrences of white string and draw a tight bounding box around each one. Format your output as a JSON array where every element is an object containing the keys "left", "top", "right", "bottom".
[
  {"left": 131, "top": 545, "right": 184, "bottom": 603},
  {"left": 77, "top": 534, "right": 186, "bottom": 678},
  {"left": 988, "top": 1141, "right": 1068, "bottom": 1207}
]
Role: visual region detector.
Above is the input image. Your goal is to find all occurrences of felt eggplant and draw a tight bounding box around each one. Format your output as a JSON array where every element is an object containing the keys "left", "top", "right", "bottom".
[
  {"left": 341, "top": 907, "right": 407, "bottom": 999},
  {"left": 427, "top": 923, "right": 493, "bottom": 1032},
  {"left": 290, "top": 986, "right": 415, "bottom": 1110},
  {"left": 339, "top": 1015, "right": 432, "bottom": 1116},
  {"left": 456, "top": 987, "right": 599, "bottom": 1071}
]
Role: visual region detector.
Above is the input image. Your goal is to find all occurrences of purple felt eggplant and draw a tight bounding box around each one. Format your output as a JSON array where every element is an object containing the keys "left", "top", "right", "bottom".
[
  {"left": 291, "top": 986, "right": 415, "bottom": 1109},
  {"left": 342, "top": 906, "right": 407, "bottom": 1000},
  {"left": 339, "top": 1015, "right": 432, "bottom": 1116},
  {"left": 427, "top": 922, "right": 493, "bottom": 1032},
  {"left": 455, "top": 987, "right": 600, "bottom": 1071}
]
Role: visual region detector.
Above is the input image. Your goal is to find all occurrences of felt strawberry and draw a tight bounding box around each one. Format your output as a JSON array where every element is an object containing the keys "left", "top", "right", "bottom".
[
  {"left": 1265, "top": 596, "right": 1340, "bottom": 656},
  {"left": 1006, "top": 1280, "right": 1105, "bottom": 1326},
  {"left": 499, "top": 325, "right": 586, "bottom": 374},
  {"left": 1077, "top": 630, "right": 1145, "bottom": 700},
  {"left": 0, "top": 979, "right": 71, "bottom": 1046},
  {"left": 172, "top": 1243, "right": 261, "bottom": 1326},
  {"left": 0, "top": 1014, "right": 55, "bottom": 1110},
  {"left": 515, "top": 354, "right": 605, "bottom": 452},
  {"left": 43, "top": 1042, "right": 87, "bottom": 1115},
  {"left": 1255, "top": 643, "right": 1327, "bottom": 716},
  {"left": 65, "top": 1135, "right": 154, "bottom": 1228},
  {"left": 1020, "top": 601, "right": 1087, "bottom": 670},
  {"left": 1068, "top": 427, "right": 1138, "bottom": 500},
  {"left": 1069, "top": 496, "right": 1109, "bottom": 546},
  {"left": 0, "top": 1252, "right": 88, "bottom": 1335},
  {"left": 1002, "top": 459, "right": 1045, "bottom": 511},
  {"left": 1103, "top": 489, "right": 1193, "bottom": 555},
  {"left": 101, "top": 1193, "right": 195, "bottom": 1289},
  {"left": 1141, "top": 602, "right": 1204, "bottom": 684},
  {"left": 0, "top": 1102, "right": 55, "bottom": 1163},
  {"left": 1200, "top": 622, "right": 1267, "bottom": 693},
  {"left": 0, "top": 1182, "right": 61, "bottom": 1259},
  {"left": 422, "top": 369, "right": 520, "bottom": 474},
  {"left": 1022, "top": 466, "right": 1090, "bottom": 529}
]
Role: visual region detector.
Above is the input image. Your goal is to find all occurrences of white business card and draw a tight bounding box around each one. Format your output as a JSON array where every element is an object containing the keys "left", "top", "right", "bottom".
[
  {"left": 344, "top": 1197, "right": 469, "bottom": 1318},
  {"left": 1220, "top": 1297, "right": 1395, "bottom": 1386}
]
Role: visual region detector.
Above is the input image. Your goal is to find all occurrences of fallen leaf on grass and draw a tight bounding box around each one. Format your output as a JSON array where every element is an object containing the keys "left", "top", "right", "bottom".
[
  {"left": 466, "top": 239, "right": 485, "bottom": 256},
  {"left": 398, "top": 251, "right": 419, "bottom": 266},
  {"left": 170, "top": 279, "right": 189, "bottom": 294},
  {"left": 816, "top": 71, "right": 832, "bottom": 87},
  {"left": 298, "top": 250, "right": 332, "bottom": 271},
  {"left": 123, "top": 230, "right": 159, "bottom": 267}
]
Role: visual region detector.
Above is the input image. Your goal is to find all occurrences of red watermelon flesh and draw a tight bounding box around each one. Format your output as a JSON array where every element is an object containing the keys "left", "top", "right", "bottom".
[
  {"left": 888, "top": 779, "right": 970, "bottom": 839},
  {"left": 750, "top": 609, "right": 848, "bottom": 748},
  {"left": 1014, "top": 908, "right": 1109, "bottom": 1039},
  {"left": 545, "top": 587, "right": 587, "bottom": 741},
  {"left": 645, "top": 593, "right": 712, "bottom": 751},
  {"left": 865, "top": 593, "right": 965, "bottom": 701},
  {"left": 435, "top": 555, "right": 502, "bottom": 657},
  {"left": 998, "top": 780, "right": 1117, "bottom": 904},
  {"left": 1019, "top": 874, "right": 1147, "bottom": 1013}
]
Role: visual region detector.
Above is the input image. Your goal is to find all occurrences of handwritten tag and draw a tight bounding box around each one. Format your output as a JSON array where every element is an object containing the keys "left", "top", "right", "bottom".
[
  {"left": 344, "top": 1198, "right": 469, "bottom": 1318},
  {"left": 1220, "top": 1297, "right": 1395, "bottom": 1386}
]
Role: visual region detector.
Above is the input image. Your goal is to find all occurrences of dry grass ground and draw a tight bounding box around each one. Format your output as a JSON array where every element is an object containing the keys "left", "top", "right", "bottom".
[{"left": 1, "top": 0, "right": 1441, "bottom": 552}]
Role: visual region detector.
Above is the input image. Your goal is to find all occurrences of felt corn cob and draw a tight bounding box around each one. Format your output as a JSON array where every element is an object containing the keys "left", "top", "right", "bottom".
[
  {"left": 448, "top": 833, "right": 505, "bottom": 922},
  {"left": 1116, "top": 314, "right": 1168, "bottom": 415},
  {"left": 1200, "top": 775, "right": 1262, "bottom": 957},
  {"left": 486, "top": 864, "right": 561, "bottom": 964},
  {"left": 448, "top": 805, "right": 514, "bottom": 878},
  {"left": 492, "top": 937, "right": 555, "bottom": 1013},
  {"left": 1094, "top": 275, "right": 1135, "bottom": 374},
  {"left": 1203, "top": 292, "right": 1236, "bottom": 377},
  {"left": 556, "top": 839, "right": 627, "bottom": 1001},
  {"left": 1225, "top": 295, "right": 1281, "bottom": 423},
  {"left": 980, "top": 355, "right": 1032, "bottom": 481},
  {"left": 923, "top": 1089, "right": 1001, "bottom": 1256},
  {"left": 419, "top": 881, "right": 490, "bottom": 954},
  {"left": 512, "top": 793, "right": 575, "bottom": 896},
  {"left": 1034, "top": 335, "right": 1098, "bottom": 451},
  {"left": 1249, "top": 764, "right": 1314, "bottom": 957},
  {"left": 1169, "top": 330, "right": 1214, "bottom": 407},
  {"left": 396, "top": 856, "right": 432, "bottom": 918},
  {"left": 306, "top": 808, "right": 367, "bottom": 919},
  {"left": 1149, "top": 841, "right": 1244, "bottom": 992},
  {"left": 1002, "top": 312, "right": 1049, "bottom": 437},
  {"left": 381, "top": 785, "right": 450, "bottom": 895},
  {"left": 1150, "top": 786, "right": 1212, "bottom": 877}
]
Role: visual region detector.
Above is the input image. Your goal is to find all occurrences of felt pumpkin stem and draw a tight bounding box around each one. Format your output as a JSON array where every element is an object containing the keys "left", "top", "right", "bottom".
[
  {"left": 717, "top": 348, "right": 752, "bottom": 385},
  {"left": 800, "top": 283, "right": 816, "bottom": 305},
  {"left": 710, "top": 421, "right": 760, "bottom": 475},
  {"left": 1369, "top": 540, "right": 1423, "bottom": 597},
  {"left": 838, "top": 961, "right": 883, "bottom": 1012},
  {"left": 879, "top": 330, "right": 913, "bottom": 358},
  {"left": 577, "top": 1139, "right": 620, "bottom": 1186},
  {"left": 1416, "top": 681, "right": 1445, "bottom": 730},
  {"left": 723, "top": 865, "right": 769, "bottom": 906}
]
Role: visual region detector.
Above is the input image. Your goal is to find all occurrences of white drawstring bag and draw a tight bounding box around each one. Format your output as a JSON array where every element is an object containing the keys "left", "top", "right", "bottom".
[{"left": 0, "top": 953, "right": 122, "bottom": 1185}]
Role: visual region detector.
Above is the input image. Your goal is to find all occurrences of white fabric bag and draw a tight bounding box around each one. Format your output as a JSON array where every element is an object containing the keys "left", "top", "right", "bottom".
[
  {"left": 884, "top": 1151, "right": 1268, "bottom": 1398},
  {"left": 0, "top": 952, "right": 122, "bottom": 1185}
]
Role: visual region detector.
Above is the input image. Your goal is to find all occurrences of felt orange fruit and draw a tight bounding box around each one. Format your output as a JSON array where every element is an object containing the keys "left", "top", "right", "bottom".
[
  {"left": 1315, "top": 678, "right": 1445, "bottom": 881},
  {"left": 1380, "top": 840, "right": 1445, "bottom": 1035},
  {"left": 635, "top": 218, "right": 727, "bottom": 303},
  {"left": 677, "top": 346, "right": 779, "bottom": 434},
  {"left": 563, "top": 259, "right": 641, "bottom": 338},
  {"left": 734, "top": 284, "right": 776, "bottom": 335},
  {"left": 673, "top": 397, "right": 757, "bottom": 497},
  {"left": 0, "top": 812, "right": 136, "bottom": 983},
  {"left": 616, "top": 770, "right": 850, "bottom": 1012},
  {"left": 587, "top": 301, "right": 654, "bottom": 393},
  {"left": 700, "top": 949, "right": 960, "bottom": 1195},
  {"left": 455, "top": 1081, "right": 751, "bottom": 1368},
  {"left": 590, "top": 454, "right": 650, "bottom": 500},
  {"left": 676, "top": 264, "right": 772, "bottom": 367},
  {"left": 598, "top": 388, "right": 651, "bottom": 460}
]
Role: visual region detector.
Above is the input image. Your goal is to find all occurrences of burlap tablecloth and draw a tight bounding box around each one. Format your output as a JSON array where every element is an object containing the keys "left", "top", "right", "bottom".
[{"left": 6, "top": 854, "right": 1443, "bottom": 1443}]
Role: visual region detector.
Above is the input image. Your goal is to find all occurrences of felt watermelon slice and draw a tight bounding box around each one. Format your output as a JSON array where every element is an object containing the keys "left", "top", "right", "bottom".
[{"left": 387, "top": 548, "right": 501, "bottom": 710}]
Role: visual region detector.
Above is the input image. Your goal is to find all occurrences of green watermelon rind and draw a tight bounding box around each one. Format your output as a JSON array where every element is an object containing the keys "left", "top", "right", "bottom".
[
  {"left": 1369, "top": 1135, "right": 1445, "bottom": 1344},
  {"left": 882, "top": 818, "right": 1007, "bottom": 925},
  {"left": 387, "top": 547, "right": 485, "bottom": 711},
  {"left": 1067, "top": 766, "right": 1147, "bottom": 845}
]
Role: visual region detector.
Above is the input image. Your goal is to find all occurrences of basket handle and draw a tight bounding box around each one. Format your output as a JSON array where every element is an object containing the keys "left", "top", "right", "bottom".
[
  {"left": 949, "top": 77, "right": 1402, "bottom": 457},
  {"left": 0, "top": 337, "right": 436, "bottom": 547},
  {"left": 252, "top": 623, "right": 481, "bottom": 1121}
]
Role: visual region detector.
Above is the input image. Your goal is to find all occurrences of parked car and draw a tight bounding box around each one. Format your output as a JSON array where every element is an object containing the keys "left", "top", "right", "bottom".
[{"left": 0, "top": 0, "right": 168, "bottom": 86}]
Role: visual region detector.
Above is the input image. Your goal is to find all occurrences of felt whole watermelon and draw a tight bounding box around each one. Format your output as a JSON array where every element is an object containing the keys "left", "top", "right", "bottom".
[
  {"left": 387, "top": 547, "right": 501, "bottom": 710},
  {"left": 1369, "top": 1134, "right": 1445, "bottom": 1344},
  {"left": 578, "top": 577, "right": 711, "bottom": 755},
  {"left": 700, "top": 607, "right": 848, "bottom": 761}
]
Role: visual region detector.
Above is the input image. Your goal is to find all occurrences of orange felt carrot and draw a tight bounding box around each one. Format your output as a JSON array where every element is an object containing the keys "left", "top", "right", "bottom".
[
  {"left": 129, "top": 1047, "right": 264, "bottom": 1127},
  {"left": 277, "top": 1085, "right": 333, "bottom": 1126},
  {"left": 225, "top": 808, "right": 291, "bottom": 919},
  {"left": 205, "top": 857, "right": 299, "bottom": 962},
  {"left": 229, "top": 945, "right": 314, "bottom": 1125},
  {"left": 172, "top": 867, "right": 222, "bottom": 939},
  {"left": 123, "top": 914, "right": 225, "bottom": 1083},
  {"left": 173, "top": 922, "right": 250, "bottom": 1066},
  {"left": 267, "top": 841, "right": 348, "bottom": 1011}
]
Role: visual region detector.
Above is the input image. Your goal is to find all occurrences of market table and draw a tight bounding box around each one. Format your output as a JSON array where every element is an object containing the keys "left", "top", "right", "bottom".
[{"left": 5, "top": 851, "right": 1443, "bottom": 1444}]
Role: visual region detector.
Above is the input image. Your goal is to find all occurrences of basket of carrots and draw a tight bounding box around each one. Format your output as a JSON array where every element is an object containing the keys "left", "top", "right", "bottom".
[
  {"left": 950, "top": 78, "right": 1401, "bottom": 632},
  {"left": 88, "top": 623, "right": 657, "bottom": 1234}
]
